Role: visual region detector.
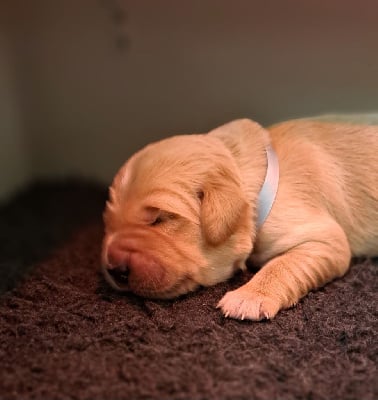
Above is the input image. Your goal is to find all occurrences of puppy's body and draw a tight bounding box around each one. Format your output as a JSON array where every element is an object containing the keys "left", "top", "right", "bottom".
[
  {"left": 258, "top": 119, "right": 378, "bottom": 260},
  {"left": 102, "top": 117, "right": 378, "bottom": 320}
]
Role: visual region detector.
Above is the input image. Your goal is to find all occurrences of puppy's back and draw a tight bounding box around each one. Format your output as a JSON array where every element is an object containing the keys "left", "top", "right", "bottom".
[{"left": 268, "top": 119, "right": 378, "bottom": 257}]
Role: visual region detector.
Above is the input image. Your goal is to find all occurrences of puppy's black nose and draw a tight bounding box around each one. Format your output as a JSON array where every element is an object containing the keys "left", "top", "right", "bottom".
[{"left": 108, "top": 266, "right": 129, "bottom": 285}]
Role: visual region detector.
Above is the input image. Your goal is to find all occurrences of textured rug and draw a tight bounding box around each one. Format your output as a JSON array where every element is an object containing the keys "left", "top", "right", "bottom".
[{"left": 0, "top": 181, "right": 377, "bottom": 400}]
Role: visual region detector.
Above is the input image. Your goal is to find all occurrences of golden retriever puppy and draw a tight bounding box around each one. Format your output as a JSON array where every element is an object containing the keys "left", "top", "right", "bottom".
[{"left": 102, "top": 117, "right": 378, "bottom": 320}]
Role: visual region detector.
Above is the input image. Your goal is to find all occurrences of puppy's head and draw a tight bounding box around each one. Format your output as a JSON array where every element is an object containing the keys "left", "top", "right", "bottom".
[{"left": 102, "top": 124, "right": 255, "bottom": 298}]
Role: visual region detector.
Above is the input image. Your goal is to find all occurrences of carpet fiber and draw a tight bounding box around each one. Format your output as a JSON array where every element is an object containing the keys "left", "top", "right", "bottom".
[{"left": 0, "top": 181, "right": 377, "bottom": 400}]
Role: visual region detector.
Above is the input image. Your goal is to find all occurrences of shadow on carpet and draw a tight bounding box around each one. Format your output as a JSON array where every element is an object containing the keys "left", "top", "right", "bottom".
[{"left": 0, "top": 180, "right": 377, "bottom": 400}]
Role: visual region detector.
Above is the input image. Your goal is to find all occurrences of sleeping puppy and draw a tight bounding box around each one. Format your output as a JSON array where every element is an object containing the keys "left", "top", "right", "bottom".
[{"left": 101, "top": 117, "right": 378, "bottom": 320}]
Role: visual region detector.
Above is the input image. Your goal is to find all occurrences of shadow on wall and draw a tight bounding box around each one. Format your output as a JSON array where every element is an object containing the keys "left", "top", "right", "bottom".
[{"left": 0, "top": 179, "right": 106, "bottom": 295}]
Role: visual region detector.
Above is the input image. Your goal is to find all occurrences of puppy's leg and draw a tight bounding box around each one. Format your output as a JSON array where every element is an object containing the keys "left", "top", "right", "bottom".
[{"left": 217, "top": 218, "right": 351, "bottom": 321}]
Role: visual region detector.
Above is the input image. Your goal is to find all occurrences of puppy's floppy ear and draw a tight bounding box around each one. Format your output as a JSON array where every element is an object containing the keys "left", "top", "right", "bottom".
[
  {"left": 200, "top": 165, "right": 249, "bottom": 245},
  {"left": 200, "top": 118, "right": 268, "bottom": 245},
  {"left": 209, "top": 118, "right": 269, "bottom": 162}
]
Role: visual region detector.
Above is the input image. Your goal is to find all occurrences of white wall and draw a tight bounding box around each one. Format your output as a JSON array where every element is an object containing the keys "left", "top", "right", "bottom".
[{"left": 2, "top": 0, "right": 378, "bottom": 199}]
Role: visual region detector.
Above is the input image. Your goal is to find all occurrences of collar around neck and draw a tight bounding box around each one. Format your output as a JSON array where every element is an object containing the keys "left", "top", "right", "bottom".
[{"left": 256, "top": 145, "right": 279, "bottom": 228}]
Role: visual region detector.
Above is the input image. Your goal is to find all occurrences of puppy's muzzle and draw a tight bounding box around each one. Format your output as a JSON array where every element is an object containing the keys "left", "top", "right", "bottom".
[
  {"left": 102, "top": 240, "right": 131, "bottom": 290},
  {"left": 102, "top": 237, "right": 166, "bottom": 293},
  {"left": 107, "top": 267, "right": 129, "bottom": 285}
]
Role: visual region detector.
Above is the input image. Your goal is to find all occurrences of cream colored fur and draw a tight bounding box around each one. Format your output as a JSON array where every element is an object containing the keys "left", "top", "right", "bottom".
[{"left": 102, "top": 116, "right": 378, "bottom": 321}]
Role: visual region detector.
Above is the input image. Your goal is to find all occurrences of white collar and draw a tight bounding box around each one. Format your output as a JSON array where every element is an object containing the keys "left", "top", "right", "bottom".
[{"left": 256, "top": 145, "right": 279, "bottom": 228}]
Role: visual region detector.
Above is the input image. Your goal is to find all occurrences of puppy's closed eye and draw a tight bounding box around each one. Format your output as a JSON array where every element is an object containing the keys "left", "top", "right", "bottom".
[
  {"left": 146, "top": 207, "right": 177, "bottom": 227},
  {"left": 196, "top": 190, "right": 204, "bottom": 201},
  {"left": 150, "top": 215, "right": 164, "bottom": 226}
]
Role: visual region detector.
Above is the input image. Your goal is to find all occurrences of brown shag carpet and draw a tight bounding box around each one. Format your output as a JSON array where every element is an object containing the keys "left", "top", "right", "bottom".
[{"left": 0, "top": 181, "right": 377, "bottom": 400}]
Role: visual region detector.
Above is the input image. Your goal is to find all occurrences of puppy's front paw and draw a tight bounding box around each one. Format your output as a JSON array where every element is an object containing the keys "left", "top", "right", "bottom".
[{"left": 217, "top": 287, "right": 280, "bottom": 321}]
